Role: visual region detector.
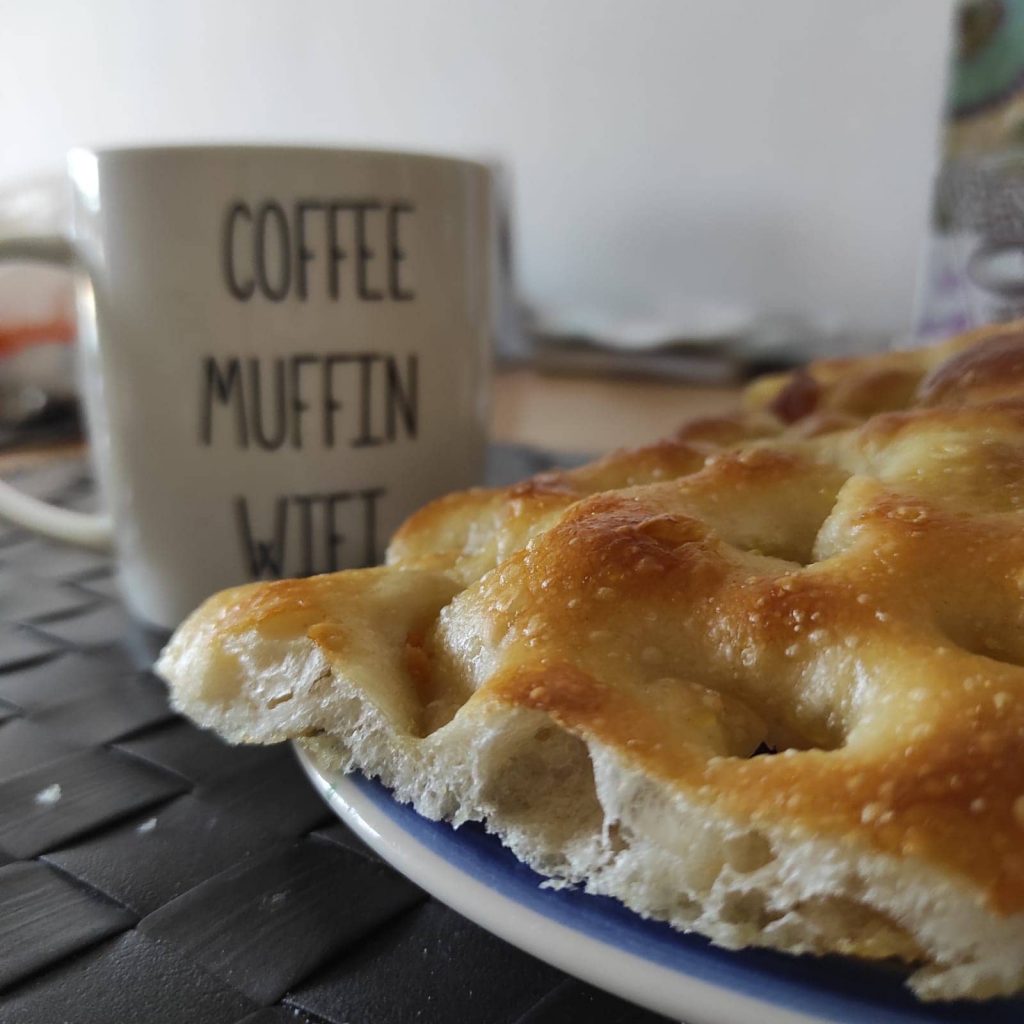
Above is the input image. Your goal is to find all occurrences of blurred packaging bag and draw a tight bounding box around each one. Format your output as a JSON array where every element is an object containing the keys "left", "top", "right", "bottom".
[
  {"left": 0, "top": 176, "right": 77, "bottom": 430},
  {"left": 916, "top": 0, "right": 1024, "bottom": 338}
]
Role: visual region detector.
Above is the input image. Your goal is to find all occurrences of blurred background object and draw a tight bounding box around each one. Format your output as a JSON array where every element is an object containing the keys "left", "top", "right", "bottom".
[
  {"left": 2, "top": 0, "right": 954, "bottom": 398},
  {"left": 916, "top": 0, "right": 1024, "bottom": 337},
  {"left": 0, "top": 177, "right": 78, "bottom": 444}
]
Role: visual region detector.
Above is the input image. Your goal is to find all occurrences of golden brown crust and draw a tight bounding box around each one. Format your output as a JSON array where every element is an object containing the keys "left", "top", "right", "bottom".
[
  {"left": 165, "top": 322, "right": 1024, "bottom": 922},
  {"left": 918, "top": 330, "right": 1024, "bottom": 406}
]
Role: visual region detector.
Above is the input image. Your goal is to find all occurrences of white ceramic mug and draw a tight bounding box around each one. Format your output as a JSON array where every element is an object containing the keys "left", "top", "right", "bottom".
[{"left": 0, "top": 145, "right": 495, "bottom": 628}]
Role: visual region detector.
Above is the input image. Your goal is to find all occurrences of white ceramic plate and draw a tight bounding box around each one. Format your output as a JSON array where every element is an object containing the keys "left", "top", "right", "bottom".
[{"left": 296, "top": 745, "right": 1022, "bottom": 1024}]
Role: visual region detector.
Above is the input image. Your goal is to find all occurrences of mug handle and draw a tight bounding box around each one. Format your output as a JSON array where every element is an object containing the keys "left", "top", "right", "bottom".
[{"left": 0, "top": 236, "right": 114, "bottom": 551}]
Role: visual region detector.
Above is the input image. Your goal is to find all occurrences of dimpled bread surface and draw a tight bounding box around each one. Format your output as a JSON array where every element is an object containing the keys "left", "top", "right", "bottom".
[{"left": 159, "top": 323, "right": 1024, "bottom": 1000}]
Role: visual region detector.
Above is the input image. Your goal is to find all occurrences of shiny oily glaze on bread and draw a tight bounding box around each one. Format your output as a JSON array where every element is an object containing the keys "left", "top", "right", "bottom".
[{"left": 159, "top": 323, "right": 1024, "bottom": 1001}]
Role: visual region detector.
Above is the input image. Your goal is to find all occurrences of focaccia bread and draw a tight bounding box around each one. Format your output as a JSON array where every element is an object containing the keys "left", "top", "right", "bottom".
[{"left": 158, "top": 323, "right": 1024, "bottom": 1001}]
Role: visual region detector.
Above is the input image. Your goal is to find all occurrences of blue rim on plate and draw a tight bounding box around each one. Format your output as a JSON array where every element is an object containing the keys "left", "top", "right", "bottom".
[{"left": 298, "top": 751, "right": 1023, "bottom": 1024}]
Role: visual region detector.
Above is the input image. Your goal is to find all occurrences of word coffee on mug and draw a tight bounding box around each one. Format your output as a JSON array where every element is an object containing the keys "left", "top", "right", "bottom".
[{"left": 0, "top": 147, "right": 495, "bottom": 628}]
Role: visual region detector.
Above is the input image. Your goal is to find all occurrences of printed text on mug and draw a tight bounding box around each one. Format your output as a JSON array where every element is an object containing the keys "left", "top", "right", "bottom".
[{"left": 200, "top": 196, "right": 421, "bottom": 580}]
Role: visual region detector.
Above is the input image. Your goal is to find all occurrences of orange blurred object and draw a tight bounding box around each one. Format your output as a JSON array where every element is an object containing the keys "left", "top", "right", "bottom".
[{"left": 0, "top": 317, "right": 75, "bottom": 357}]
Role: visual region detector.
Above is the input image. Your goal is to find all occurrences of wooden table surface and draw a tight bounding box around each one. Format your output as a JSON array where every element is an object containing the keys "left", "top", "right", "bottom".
[{"left": 491, "top": 369, "right": 740, "bottom": 455}]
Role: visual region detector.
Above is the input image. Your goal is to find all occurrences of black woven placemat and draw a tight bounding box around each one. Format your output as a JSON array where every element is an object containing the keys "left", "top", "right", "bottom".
[{"left": 0, "top": 447, "right": 671, "bottom": 1024}]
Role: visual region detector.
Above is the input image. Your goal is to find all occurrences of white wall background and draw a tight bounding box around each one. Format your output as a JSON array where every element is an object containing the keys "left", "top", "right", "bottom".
[{"left": 2, "top": 0, "right": 952, "bottom": 334}]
